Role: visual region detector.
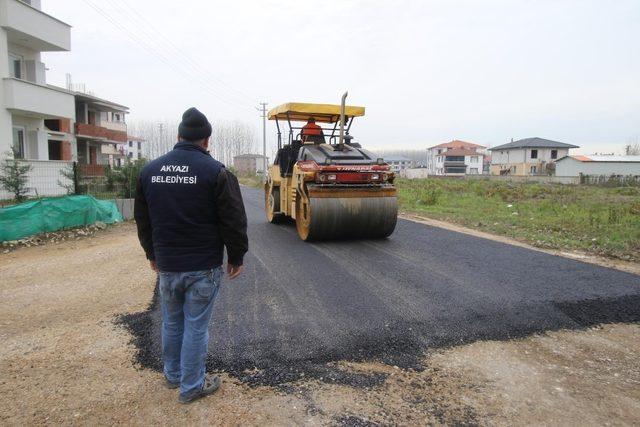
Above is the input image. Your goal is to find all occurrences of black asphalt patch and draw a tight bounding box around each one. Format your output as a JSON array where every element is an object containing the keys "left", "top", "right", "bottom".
[{"left": 119, "top": 187, "right": 640, "bottom": 388}]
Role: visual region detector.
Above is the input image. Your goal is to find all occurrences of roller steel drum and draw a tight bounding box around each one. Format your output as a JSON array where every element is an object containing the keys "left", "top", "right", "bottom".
[{"left": 296, "top": 195, "right": 398, "bottom": 241}]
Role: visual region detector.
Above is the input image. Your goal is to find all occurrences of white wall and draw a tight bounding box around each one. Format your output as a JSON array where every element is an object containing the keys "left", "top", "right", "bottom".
[
  {"left": 11, "top": 114, "right": 46, "bottom": 159},
  {"left": 556, "top": 158, "right": 640, "bottom": 177},
  {"left": 491, "top": 148, "right": 569, "bottom": 164},
  {"left": 465, "top": 154, "right": 483, "bottom": 174}
]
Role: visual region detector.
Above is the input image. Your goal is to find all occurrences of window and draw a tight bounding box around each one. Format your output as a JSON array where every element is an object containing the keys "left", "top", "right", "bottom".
[
  {"left": 531, "top": 149, "right": 538, "bottom": 159},
  {"left": 530, "top": 165, "right": 537, "bottom": 174},
  {"left": 48, "top": 140, "right": 62, "bottom": 160},
  {"left": 551, "top": 149, "right": 558, "bottom": 159},
  {"left": 9, "top": 53, "right": 22, "bottom": 79},
  {"left": 137, "top": 152, "right": 142, "bottom": 159},
  {"left": 128, "top": 152, "right": 133, "bottom": 158},
  {"left": 437, "top": 149, "right": 442, "bottom": 154},
  {"left": 129, "top": 141, "right": 133, "bottom": 147},
  {"left": 470, "top": 168, "right": 479, "bottom": 174},
  {"left": 470, "top": 156, "right": 478, "bottom": 163},
  {"left": 445, "top": 156, "right": 465, "bottom": 162},
  {"left": 445, "top": 166, "right": 466, "bottom": 174},
  {"left": 137, "top": 141, "right": 141, "bottom": 150},
  {"left": 12, "top": 127, "right": 26, "bottom": 158},
  {"left": 114, "top": 113, "right": 121, "bottom": 122}
]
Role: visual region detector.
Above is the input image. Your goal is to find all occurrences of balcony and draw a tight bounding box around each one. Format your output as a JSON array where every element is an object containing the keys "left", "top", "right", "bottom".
[
  {"left": 0, "top": 0, "right": 71, "bottom": 51},
  {"left": 101, "top": 121, "right": 127, "bottom": 132},
  {"left": 3, "top": 77, "right": 74, "bottom": 118},
  {"left": 75, "top": 122, "right": 128, "bottom": 143},
  {"left": 100, "top": 143, "right": 125, "bottom": 156}
]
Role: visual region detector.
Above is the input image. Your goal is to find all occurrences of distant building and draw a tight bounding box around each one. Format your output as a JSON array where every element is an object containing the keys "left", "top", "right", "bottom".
[
  {"left": 125, "top": 136, "right": 144, "bottom": 161},
  {"left": 555, "top": 155, "right": 640, "bottom": 177},
  {"left": 426, "top": 140, "right": 486, "bottom": 175},
  {"left": 489, "top": 137, "right": 579, "bottom": 176},
  {"left": 234, "top": 153, "right": 268, "bottom": 175},
  {"left": 384, "top": 156, "right": 413, "bottom": 173},
  {"left": 73, "top": 92, "right": 129, "bottom": 176}
]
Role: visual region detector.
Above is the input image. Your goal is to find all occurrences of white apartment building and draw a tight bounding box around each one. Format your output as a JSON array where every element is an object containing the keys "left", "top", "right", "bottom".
[
  {"left": 124, "top": 136, "right": 144, "bottom": 162},
  {"left": 0, "top": 0, "right": 75, "bottom": 197},
  {"left": 426, "top": 140, "right": 486, "bottom": 175},
  {"left": 383, "top": 156, "right": 413, "bottom": 174},
  {"left": 489, "top": 137, "right": 579, "bottom": 176},
  {"left": 0, "top": 0, "right": 74, "bottom": 159}
]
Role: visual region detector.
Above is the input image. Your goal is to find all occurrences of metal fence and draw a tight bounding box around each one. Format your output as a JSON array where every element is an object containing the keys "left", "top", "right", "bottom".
[
  {"left": 580, "top": 174, "right": 640, "bottom": 186},
  {"left": 0, "top": 160, "right": 73, "bottom": 201},
  {"left": 0, "top": 159, "right": 144, "bottom": 205}
]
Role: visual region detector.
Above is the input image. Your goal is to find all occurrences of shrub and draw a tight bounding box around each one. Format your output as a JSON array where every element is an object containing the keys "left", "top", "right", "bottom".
[
  {"left": 105, "top": 159, "right": 147, "bottom": 198},
  {"left": 0, "top": 151, "right": 32, "bottom": 202}
]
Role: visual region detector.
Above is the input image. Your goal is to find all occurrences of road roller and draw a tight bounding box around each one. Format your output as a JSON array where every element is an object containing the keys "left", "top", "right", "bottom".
[{"left": 264, "top": 92, "right": 398, "bottom": 241}]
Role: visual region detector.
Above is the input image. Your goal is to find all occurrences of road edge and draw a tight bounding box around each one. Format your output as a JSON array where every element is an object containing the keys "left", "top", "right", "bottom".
[{"left": 400, "top": 212, "right": 640, "bottom": 276}]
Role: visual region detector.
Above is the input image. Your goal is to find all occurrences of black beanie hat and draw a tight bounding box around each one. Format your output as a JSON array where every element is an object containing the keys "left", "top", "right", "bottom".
[{"left": 178, "top": 107, "right": 212, "bottom": 141}]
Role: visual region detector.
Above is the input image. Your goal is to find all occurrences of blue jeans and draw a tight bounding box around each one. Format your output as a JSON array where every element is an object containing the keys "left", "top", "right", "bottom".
[{"left": 158, "top": 267, "right": 222, "bottom": 395}]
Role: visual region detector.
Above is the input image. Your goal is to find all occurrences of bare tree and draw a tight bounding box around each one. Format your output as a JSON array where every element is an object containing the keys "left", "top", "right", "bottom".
[
  {"left": 129, "top": 119, "right": 255, "bottom": 165},
  {"left": 624, "top": 137, "right": 640, "bottom": 155}
]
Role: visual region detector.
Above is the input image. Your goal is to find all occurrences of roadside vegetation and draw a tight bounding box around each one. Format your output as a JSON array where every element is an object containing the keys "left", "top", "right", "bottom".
[
  {"left": 237, "top": 172, "right": 263, "bottom": 189},
  {"left": 397, "top": 178, "right": 640, "bottom": 261}
]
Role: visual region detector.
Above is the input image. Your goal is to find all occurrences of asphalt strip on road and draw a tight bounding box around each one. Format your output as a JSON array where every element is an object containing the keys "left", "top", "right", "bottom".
[{"left": 118, "top": 187, "right": 640, "bottom": 389}]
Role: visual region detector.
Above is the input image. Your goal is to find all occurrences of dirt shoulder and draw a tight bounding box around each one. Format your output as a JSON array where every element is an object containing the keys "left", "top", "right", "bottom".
[{"left": 0, "top": 222, "right": 638, "bottom": 425}]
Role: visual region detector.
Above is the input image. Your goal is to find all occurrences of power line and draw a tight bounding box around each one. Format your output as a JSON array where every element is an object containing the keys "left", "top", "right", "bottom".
[
  {"left": 256, "top": 102, "right": 268, "bottom": 181},
  {"left": 81, "top": 0, "right": 251, "bottom": 112},
  {"left": 111, "top": 0, "right": 254, "bottom": 104}
]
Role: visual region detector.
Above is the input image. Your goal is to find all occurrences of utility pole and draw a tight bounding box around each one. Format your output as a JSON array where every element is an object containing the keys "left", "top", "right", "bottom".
[
  {"left": 256, "top": 102, "right": 268, "bottom": 181},
  {"left": 157, "top": 122, "right": 164, "bottom": 159}
]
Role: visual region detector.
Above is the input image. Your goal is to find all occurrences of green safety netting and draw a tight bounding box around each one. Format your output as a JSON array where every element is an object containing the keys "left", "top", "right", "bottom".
[{"left": 0, "top": 195, "right": 123, "bottom": 241}]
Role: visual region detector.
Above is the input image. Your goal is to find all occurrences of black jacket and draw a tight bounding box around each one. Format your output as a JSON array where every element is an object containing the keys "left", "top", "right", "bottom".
[{"left": 134, "top": 141, "right": 248, "bottom": 272}]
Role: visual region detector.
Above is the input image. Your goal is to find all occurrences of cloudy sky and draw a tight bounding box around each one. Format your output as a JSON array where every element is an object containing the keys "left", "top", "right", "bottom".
[{"left": 42, "top": 0, "right": 639, "bottom": 154}]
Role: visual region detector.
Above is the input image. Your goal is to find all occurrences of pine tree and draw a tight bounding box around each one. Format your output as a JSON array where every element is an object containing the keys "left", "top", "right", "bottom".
[{"left": 0, "top": 151, "right": 32, "bottom": 202}]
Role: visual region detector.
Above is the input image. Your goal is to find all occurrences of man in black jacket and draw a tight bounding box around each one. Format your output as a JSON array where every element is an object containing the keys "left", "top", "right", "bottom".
[{"left": 134, "top": 107, "right": 248, "bottom": 404}]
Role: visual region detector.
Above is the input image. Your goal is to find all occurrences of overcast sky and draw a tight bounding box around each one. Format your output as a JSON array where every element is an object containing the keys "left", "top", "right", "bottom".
[{"left": 42, "top": 0, "right": 639, "bottom": 154}]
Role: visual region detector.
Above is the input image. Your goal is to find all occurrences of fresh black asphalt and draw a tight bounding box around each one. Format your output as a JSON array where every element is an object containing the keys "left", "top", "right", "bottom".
[{"left": 121, "top": 187, "right": 640, "bottom": 387}]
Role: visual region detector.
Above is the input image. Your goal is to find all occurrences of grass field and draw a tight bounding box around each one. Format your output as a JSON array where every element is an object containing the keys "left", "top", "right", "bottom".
[
  {"left": 397, "top": 178, "right": 640, "bottom": 261},
  {"left": 238, "top": 174, "right": 263, "bottom": 189}
]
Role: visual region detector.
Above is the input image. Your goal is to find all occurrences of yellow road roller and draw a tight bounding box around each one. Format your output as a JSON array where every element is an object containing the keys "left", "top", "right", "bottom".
[{"left": 264, "top": 92, "right": 398, "bottom": 241}]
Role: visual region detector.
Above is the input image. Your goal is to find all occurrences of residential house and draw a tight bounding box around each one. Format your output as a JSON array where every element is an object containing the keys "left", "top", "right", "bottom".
[
  {"left": 234, "top": 153, "right": 268, "bottom": 175},
  {"left": 489, "top": 137, "right": 579, "bottom": 176},
  {"left": 426, "top": 140, "right": 486, "bottom": 175},
  {"left": 123, "top": 135, "right": 144, "bottom": 164},
  {"left": 383, "top": 156, "right": 413, "bottom": 174},
  {"left": 73, "top": 92, "right": 128, "bottom": 176},
  {"left": 555, "top": 155, "right": 640, "bottom": 177},
  {"left": 0, "top": 0, "right": 75, "bottom": 197}
]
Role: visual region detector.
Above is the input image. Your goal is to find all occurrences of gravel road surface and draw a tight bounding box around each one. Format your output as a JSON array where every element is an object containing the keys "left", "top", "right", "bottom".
[{"left": 125, "top": 187, "right": 640, "bottom": 387}]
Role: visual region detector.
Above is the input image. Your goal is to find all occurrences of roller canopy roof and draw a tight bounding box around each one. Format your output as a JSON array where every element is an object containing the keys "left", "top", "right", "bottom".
[{"left": 268, "top": 102, "right": 365, "bottom": 123}]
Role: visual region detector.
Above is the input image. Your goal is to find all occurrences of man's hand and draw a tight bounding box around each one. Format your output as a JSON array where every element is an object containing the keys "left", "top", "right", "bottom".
[
  {"left": 226, "top": 263, "right": 243, "bottom": 279},
  {"left": 150, "top": 260, "right": 158, "bottom": 272}
]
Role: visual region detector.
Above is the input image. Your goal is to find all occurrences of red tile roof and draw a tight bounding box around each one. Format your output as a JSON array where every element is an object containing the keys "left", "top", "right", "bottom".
[
  {"left": 571, "top": 155, "right": 592, "bottom": 162},
  {"left": 430, "top": 140, "right": 485, "bottom": 149}
]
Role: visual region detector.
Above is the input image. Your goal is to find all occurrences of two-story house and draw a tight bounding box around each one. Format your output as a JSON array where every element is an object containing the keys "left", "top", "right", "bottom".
[
  {"left": 0, "top": 0, "right": 75, "bottom": 197},
  {"left": 489, "top": 137, "right": 579, "bottom": 176},
  {"left": 426, "top": 140, "right": 486, "bottom": 175}
]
